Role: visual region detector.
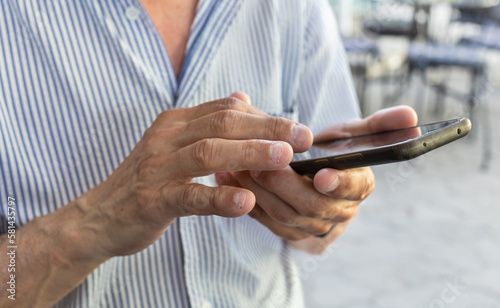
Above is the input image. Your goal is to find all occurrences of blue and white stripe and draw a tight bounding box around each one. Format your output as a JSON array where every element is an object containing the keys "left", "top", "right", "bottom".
[{"left": 0, "top": 0, "right": 359, "bottom": 307}]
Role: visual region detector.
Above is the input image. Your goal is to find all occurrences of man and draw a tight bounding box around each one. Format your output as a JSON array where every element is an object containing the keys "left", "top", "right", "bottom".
[{"left": 0, "top": 0, "right": 417, "bottom": 307}]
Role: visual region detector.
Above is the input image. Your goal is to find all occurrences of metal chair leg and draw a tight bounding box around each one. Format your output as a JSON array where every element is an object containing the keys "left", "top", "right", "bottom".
[{"left": 480, "top": 97, "right": 492, "bottom": 171}]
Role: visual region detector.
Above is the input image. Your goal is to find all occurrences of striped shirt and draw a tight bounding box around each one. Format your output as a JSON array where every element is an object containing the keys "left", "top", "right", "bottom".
[{"left": 0, "top": 0, "right": 359, "bottom": 307}]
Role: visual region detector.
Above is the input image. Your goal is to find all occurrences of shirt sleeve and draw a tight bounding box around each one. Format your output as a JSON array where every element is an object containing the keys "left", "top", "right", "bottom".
[{"left": 296, "top": 0, "right": 360, "bottom": 135}]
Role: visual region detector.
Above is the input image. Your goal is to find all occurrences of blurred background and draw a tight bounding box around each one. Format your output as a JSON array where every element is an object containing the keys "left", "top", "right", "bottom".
[{"left": 293, "top": 1, "right": 500, "bottom": 307}]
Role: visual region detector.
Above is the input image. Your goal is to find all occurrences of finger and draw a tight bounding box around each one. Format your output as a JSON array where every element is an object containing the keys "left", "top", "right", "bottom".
[
  {"left": 180, "top": 96, "right": 268, "bottom": 121},
  {"left": 361, "top": 105, "right": 418, "bottom": 135},
  {"left": 248, "top": 205, "right": 313, "bottom": 241},
  {"left": 149, "top": 96, "right": 268, "bottom": 132},
  {"left": 168, "top": 139, "right": 294, "bottom": 178},
  {"left": 215, "top": 171, "right": 244, "bottom": 188},
  {"left": 235, "top": 171, "right": 338, "bottom": 234},
  {"left": 162, "top": 183, "right": 255, "bottom": 218},
  {"left": 313, "top": 167, "right": 375, "bottom": 201},
  {"left": 314, "top": 106, "right": 418, "bottom": 142},
  {"left": 229, "top": 91, "right": 252, "bottom": 105},
  {"left": 249, "top": 167, "right": 358, "bottom": 221},
  {"left": 176, "top": 111, "right": 313, "bottom": 152},
  {"left": 215, "top": 172, "right": 234, "bottom": 186}
]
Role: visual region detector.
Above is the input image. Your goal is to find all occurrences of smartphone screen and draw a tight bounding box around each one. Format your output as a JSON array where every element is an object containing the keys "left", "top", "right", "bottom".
[{"left": 299, "top": 118, "right": 459, "bottom": 159}]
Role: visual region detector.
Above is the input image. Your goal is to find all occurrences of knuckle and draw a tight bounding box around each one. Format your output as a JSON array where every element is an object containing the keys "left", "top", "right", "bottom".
[
  {"left": 333, "top": 207, "right": 358, "bottom": 222},
  {"left": 319, "top": 223, "right": 335, "bottom": 235},
  {"left": 143, "top": 130, "right": 163, "bottom": 150},
  {"left": 180, "top": 185, "right": 197, "bottom": 204},
  {"left": 157, "top": 109, "right": 171, "bottom": 121},
  {"left": 300, "top": 204, "right": 316, "bottom": 218},
  {"left": 218, "top": 97, "right": 243, "bottom": 110},
  {"left": 192, "top": 139, "right": 218, "bottom": 170},
  {"left": 360, "top": 171, "right": 375, "bottom": 200},
  {"left": 265, "top": 116, "right": 287, "bottom": 139},
  {"left": 181, "top": 185, "right": 195, "bottom": 205},
  {"left": 211, "top": 110, "right": 239, "bottom": 136},
  {"left": 304, "top": 208, "right": 327, "bottom": 219},
  {"left": 209, "top": 188, "right": 223, "bottom": 211},
  {"left": 301, "top": 196, "right": 329, "bottom": 219},
  {"left": 178, "top": 185, "right": 201, "bottom": 215},
  {"left": 271, "top": 209, "right": 298, "bottom": 227},
  {"left": 338, "top": 168, "right": 375, "bottom": 201},
  {"left": 240, "top": 141, "right": 258, "bottom": 166},
  {"left": 301, "top": 208, "right": 316, "bottom": 219},
  {"left": 156, "top": 109, "right": 181, "bottom": 124},
  {"left": 193, "top": 187, "right": 222, "bottom": 214},
  {"left": 179, "top": 185, "right": 217, "bottom": 216},
  {"left": 143, "top": 128, "right": 180, "bottom": 152},
  {"left": 339, "top": 177, "right": 355, "bottom": 199},
  {"left": 311, "top": 223, "right": 334, "bottom": 236}
]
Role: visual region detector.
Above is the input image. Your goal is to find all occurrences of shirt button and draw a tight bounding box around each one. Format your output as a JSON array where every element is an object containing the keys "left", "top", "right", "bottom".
[
  {"left": 201, "top": 301, "right": 212, "bottom": 308},
  {"left": 125, "top": 6, "right": 141, "bottom": 21}
]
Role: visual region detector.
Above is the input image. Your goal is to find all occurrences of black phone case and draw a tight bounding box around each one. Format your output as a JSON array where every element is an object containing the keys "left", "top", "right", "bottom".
[{"left": 290, "top": 118, "right": 471, "bottom": 177}]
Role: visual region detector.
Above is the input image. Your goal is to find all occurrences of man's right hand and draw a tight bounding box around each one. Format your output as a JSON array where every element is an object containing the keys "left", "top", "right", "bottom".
[
  {"left": 0, "top": 93, "right": 313, "bottom": 308},
  {"left": 66, "top": 93, "right": 313, "bottom": 261}
]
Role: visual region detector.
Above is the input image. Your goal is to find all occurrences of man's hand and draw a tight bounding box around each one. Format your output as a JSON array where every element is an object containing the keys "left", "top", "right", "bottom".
[
  {"left": 217, "top": 105, "right": 418, "bottom": 254},
  {"left": 70, "top": 93, "right": 314, "bottom": 260},
  {"left": 10, "top": 92, "right": 314, "bottom": 308}
]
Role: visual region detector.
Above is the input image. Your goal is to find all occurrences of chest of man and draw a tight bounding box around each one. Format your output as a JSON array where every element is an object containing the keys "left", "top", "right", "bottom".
[{"left": 141, "top": 0, "right": 198, "bottom": 77}]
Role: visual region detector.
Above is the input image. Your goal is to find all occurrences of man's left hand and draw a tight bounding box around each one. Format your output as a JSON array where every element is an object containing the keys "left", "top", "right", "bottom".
[{"left": 216, "top": 105, "right": 418, "bottom": 253}]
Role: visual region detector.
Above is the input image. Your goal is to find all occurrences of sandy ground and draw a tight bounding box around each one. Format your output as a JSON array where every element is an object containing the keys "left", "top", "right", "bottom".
[{"left": 293, "top": 61, "right": 500, "bottom": 307}]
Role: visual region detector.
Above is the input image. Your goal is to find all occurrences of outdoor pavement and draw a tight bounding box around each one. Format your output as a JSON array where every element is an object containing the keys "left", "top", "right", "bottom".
[{"left": 293, "top": 61, "right": 500, "bottom": 307}]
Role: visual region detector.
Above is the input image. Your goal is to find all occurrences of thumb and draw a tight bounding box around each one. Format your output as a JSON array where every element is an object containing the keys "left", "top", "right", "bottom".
[
  {"left": 314, "top": 106, "right": 418, "bottom": 143},
  {"left": 165, "top": 183, "right": 255, "bottom": 218}
]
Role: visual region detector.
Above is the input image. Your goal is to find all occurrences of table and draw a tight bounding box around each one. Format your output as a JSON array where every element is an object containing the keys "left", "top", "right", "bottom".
[
  {"left": 415, "top": 0, "right": 499, "bottom": 9},
  {"left": 412, "top": 0, "right": 499, "bottom": 40}
]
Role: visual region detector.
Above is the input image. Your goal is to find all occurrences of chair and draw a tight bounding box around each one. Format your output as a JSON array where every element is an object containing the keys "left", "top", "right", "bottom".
[
  {"left": 342, "top": 37, "right": 380, "bottom": 114},
  {"left": 407, "top": 42, "right": 491, "bottom": 169},
  {"left": 454, "top": 5, "right": 500, "bottom": 170},
  {"left": 460, "top": 23, "right": 500, "bottom": 49},
  {"left": 363, "top": 18, "right": 417, "bottom": 38}
]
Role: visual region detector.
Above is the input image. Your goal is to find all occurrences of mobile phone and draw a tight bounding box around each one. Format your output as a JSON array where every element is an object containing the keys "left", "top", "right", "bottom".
[{"left": 290, "top": 117, "right": 471, "bottom": 177}]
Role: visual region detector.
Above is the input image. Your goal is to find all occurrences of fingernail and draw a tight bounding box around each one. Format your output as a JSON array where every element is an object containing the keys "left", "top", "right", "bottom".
[
  {"left": 234, "top": 192, "right": 247, "bottom": 209},
  {"left": 293, "top": 124, "right": 308, "bottom": 147},
  {"left": 216, "top": 172, "right": 229, "bottom": 185},
  {"left": 250, "top": 170, "right": 261, "bottom": 178},
  {"left": 326, "top": 176, "right": 340, "bottom": 193},
  {"left": 270, "top": 143, "right": 284, "bottom": 164}
]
